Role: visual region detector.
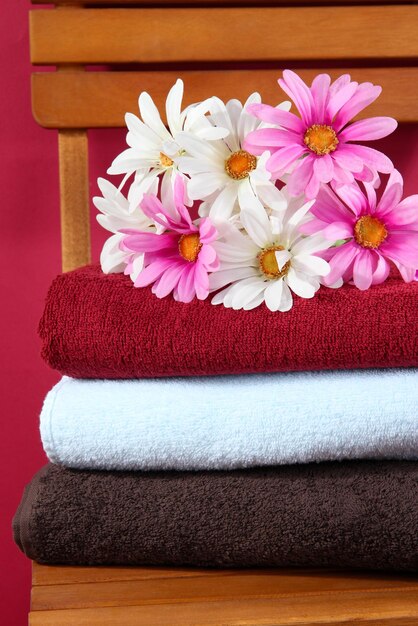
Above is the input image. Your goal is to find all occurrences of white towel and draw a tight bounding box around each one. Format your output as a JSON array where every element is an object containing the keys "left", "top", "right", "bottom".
[{"left": 40, "top": 370, "right": 418, "bottom": 471}]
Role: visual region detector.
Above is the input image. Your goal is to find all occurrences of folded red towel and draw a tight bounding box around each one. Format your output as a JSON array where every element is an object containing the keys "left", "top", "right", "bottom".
[{"left": 39, "top": 264, "right": 418, "bottom": 378}]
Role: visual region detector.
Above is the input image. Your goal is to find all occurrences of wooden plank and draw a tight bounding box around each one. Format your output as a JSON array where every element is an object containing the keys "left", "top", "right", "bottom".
[
  {"left": 58, "top": 129, "right": 91, "bottom": 272},
  {"left": 32, "top": 67, "right": 418, "bottom": 129},
  {"left": 31, "top": 570, "right": 418, "bottom": 611},
  {"left": 30, "top": 0, "right": 401, "bottom": 5},
  {"left": 32, "top": 563, "right": 239, "bottom": 586},
  {"left": 29, "top": 6, "right": 418, "bottom": 64},
  {"left": 29, "top": 589, "right": 418, "bottom": 626}
]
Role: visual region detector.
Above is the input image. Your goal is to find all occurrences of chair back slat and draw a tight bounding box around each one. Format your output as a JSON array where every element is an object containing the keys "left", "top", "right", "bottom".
[
  {"left": 29, "top": 0, "right": 418, "bottom": 272},
  {"left": 30, "top": 6, "right": 418, "bottom": 65},
  {"left": 32, "top": 67, "right": 418, "bottom": 129}
]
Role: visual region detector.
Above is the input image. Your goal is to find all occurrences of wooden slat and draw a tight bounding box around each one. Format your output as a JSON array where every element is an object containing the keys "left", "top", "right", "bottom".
[
  {"left": 58, "top": 129, "right": 91, "bottom": 272},
  {"left": 30, "top": 0, "right": 401, "bottom": 5},
  {"left": 32, "top": 563, "right": 239, "bottom": 586},
  {"left": 30, "top": 6, "right": 418, "bottom": 65},
  {"left": 32, "top": 67, "right": 418, "bottom": 128},
  {"left": 31, "top": 570, "right": 418, "bottom": 611},
  {"left": 29, "top": 589, "right": 418, "bottom": 626}
]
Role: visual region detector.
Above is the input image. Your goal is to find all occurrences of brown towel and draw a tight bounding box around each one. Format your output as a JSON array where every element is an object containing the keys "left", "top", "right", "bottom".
[
  {"left": 13, "top": 462, "right": 418, "bottom": 571},
  {"left": 39, "top": 264, "right": 418, "bottom": 379}
]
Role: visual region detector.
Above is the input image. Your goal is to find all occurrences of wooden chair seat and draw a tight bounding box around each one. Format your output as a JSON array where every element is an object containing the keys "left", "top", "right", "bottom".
[
  {"left": 28, "top": 0, "right": 418, "bottom": 623},
  {"left": 30, "top": 563, "right": 418, "bottom": 625}
]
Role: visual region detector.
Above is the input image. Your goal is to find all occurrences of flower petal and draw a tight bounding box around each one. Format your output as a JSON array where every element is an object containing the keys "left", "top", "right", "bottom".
[
  {"left": 286, "top": 267, "right": 317, "bottom": 298},
  {"left": 339, "top": 117, "right": 398, "bottom": 142},
  {"left": 264, "top": 279, "right": 284, "bottom": 312}
]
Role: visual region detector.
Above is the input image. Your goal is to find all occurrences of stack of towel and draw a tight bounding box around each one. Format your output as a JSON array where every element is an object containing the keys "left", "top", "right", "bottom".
[{"left": 14, "top": 264, "right": 418, "bottom": 571}]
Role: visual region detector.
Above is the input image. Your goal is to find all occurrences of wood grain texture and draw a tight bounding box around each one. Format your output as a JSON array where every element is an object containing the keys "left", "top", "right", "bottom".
[
  {"left": 31, "top": 0, "right": 399, "bottom": 5},
  {"left": 31, "top": 571, "right": 418, "bottom": 611},
  {"left": 32, "top": 67, "right": 418, "bottom": 128},
  {"left": 58, "top": 130, "right": 91, "bottom": 272},
  {"left": 29, "top": 588, "right": 418, "bottom": 626},
  {"left": 29, "top": 5, "right": 418, "bottom": 64}
]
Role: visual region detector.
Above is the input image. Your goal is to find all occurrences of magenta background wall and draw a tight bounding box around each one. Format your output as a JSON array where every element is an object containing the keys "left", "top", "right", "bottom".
[{"left": 1, "top": 2, "right": 418, "bottom": 624}]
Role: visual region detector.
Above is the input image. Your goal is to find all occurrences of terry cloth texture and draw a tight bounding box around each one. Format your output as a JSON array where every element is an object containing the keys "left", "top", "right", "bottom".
[
  {"left": 41, "top": 370, "right": 418, "bottom": 471},
  {"left": 39, "top": 264, "right": 418, "bottom": 378},
  {"left": 13, "top": 461, "right": 418, "bottom": 570}
]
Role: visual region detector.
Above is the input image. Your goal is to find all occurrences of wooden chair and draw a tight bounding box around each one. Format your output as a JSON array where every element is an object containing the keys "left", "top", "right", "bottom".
[{"left": 29, "top": 0, "right": 418, "bottom": 623}]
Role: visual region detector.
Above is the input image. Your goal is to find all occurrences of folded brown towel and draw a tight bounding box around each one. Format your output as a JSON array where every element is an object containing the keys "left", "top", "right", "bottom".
[
  {"left": 39, "top": 264, "right": 418, "bottom": 379},
  {"left": 13, "top": 462, "right": 418, "bottom": 571}
]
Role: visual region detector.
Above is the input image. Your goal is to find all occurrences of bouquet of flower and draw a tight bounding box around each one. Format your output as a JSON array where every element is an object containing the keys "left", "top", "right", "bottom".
[{"left": 94, "top": 70, "right": 418, "bottom": 312}]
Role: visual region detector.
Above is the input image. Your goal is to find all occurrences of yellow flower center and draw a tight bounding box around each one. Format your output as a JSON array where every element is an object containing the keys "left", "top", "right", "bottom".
[
  {"left": 225, "top": 150, "right": 257, "bottom": 180},
  {"left": 160, "top": 152, "right": 174, "bottom": 168},
  {"left": 178, "top": 233, "right": 202, "bottom": 262},
  {"left": 354, "top": 215, "right": 388, "bottom": 249},
  {"left": 304, "top": 124, "right": 339, "bottom": 156},
  {"left": 258, "top": 245, "right": 290, "bottom": 280}
]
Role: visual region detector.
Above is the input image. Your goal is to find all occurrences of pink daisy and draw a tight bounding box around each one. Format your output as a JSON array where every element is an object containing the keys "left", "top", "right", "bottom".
[
  {"left": 243, "top": 70, "right": 398, "bottom": 199},
  {"left": 300, "top": 171, "right": 418, "bottom": 290},
  {"left": 121, "top": 176, "right": 219, "bottom": 302}
]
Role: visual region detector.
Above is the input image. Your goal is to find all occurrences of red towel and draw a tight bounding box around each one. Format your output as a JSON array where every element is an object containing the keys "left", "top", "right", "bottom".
[{"left": 39, "top": 264, "right": 418, "bottom": 378}]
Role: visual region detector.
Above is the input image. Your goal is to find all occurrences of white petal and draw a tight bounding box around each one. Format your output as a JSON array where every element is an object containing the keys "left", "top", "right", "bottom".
[
  {"left": 188, "top": 172, "right": 227, "bottom": 200},
  {"left": 209, "top": 266, "right": 258, "bottom": 291},
  {"left": 286, "top": 268, "right": 317, "bottom": 299},
  {"left": 100, "top": 234, "right": 127, "bottom": 274},
  {"left": 264, "top": 279, "right": 284, "bottom": 312},
  {"left": 278, "top": 281, "right": 293, "bottom": 312},
  {"left": 166, "top": 79, "right": 184, "bottom": 137},
  {"left": 138, "top": 91, "right": 172, "bottom": 142},
  {"left": 208, "top": 183, "right": 239, "bottom": 223},
  {"left": 176, "top": 131, "right": 229, "bottom": 161},
  {"left": 240, "top": 209, "right": 272, "bottom": 248},
  {"left": 275, "top": 249, "right": 292, "bottom": 270},
  {"left": 292, "top": 254, "right": 330, "bottom": 277},
  {"left": 291, "top": 234, "right": 331, "bottom": 256}
]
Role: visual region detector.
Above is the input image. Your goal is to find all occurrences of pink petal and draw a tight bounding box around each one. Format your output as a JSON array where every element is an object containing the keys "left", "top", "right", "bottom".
[
  {"left": 334, "top": 182, "right": 367, "bottom": 216},
  {"left": 246, "top": 103, "right": 304, "bottom": 133},
  {"left": 394, "top": 262, "right": 417, "bottom": 283},
  {"left": 332, "top": 146, "right": 364, "bottom": 173},
  {"left": 312, "top": 184, "right": 352, "bottom": 222},
  {"left": 198, "top": 218, "right": 218, "bottom": 244},
  {"left": 177, "top": 264, "right": 197, "bottom": 303},
  {"left": 310, "top": 73, "right": 331, "bottom": 123},
  {"left": 364, "top": 183, "right": 377, "bottom": 212},
  {"left": 322, "top": 221, "right": 354, "bottom": 240},
  {"left": 346, "top": 145, "right": 394, "bottom": 174},
  {"left": 305, "top": 171, "right": 321, "bottom": 199},
  {"left": 299, "top": 217, "right": 329, "bottom": 235},
  {"left": 352, "top": 248, "right": 375, "bottom": 290},
  {"left": 266, "top": 144, "right": 306, "bottom": 177},
  {"left": 278, "top": 70, "right": 315, "bottom": 126},
  {"left": 198, "top": 244, "right": 218, "bottom": 269},
  {"left": 152, "top": 263, "right": 184, "bottom": 298},
  {"left": 134, "top": 258, "right": 173, "bottom": 288},
  {"left": 287, "top": 155, "right": 315, "bottom": 197},
  {"left": 375, "top": 169, "right": 404, "bottom": 216},
  {"left": 313, "top": 154, "right": 334, "bottom": 183},
  {"left": 339, "top": 117, "right": 397, "bottom": 142},
  {"left": 380, "top": 233, "right": 418, "bottom": 267},
  {"left": 243, "top": 128, "right": 301, "bottom": 151},
  {"left": 333, "top": 83, "right": 382, "bottom": 131},
  {"left": 355, "top": 165, "right": 375, "bottom": 183},
  {"left": 329, "top": 74, "right": 351, "bottom": 97},
  {"left": 121, "top": 232, "right": 177, "bottom": 253},
  {"left": 327, "top": 81, "right": 358, "bottom": 120},
  {"left": 323, "top": 242, "right": 359, "bottom": 285},
  {"left": 332, "top": 161, "right": 355, "bottom": 185},
  {"left": 371, "top": 253, "right": 390, "bottom": 285},
  {"left": 194, "top": 262, "right": 210, "bottom": 300},
  {"left": 395, "top": 195, "right": 418, "bottom": 226}
]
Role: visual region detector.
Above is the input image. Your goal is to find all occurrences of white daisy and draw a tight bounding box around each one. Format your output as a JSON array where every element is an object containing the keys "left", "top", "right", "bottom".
[
  {"left": 210, "top": 194, "right": 331, "bottom": 312},
  {"left": 176, "top": 94, "right": 291, "bottom": 225},
  {"left": 93, "top": 177, "right": 155, "bottom": 280},
  {"left": 107, "top": 80, "right": 226, "bottom": 212}
]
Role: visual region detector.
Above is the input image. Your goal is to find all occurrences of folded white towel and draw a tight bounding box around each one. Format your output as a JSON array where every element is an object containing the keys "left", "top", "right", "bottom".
[{"left": 40, "top": 370, "right": 418, "bottom": 471}]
